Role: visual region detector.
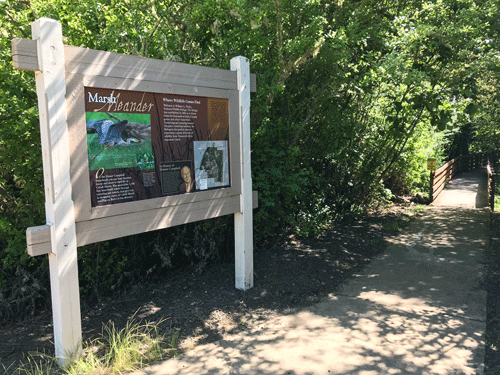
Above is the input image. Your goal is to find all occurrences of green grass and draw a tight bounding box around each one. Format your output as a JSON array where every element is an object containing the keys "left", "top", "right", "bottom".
[
  {"left": 87, "top": 133, "right": 154, "bottom": 171},
  {"left": 408, "top": 204, "right": 427, "bottom": 216},
  {"left": 12, "top": 317, "right": 179, "bottom": 375},
  {"left": 86, "top": 112, "right": 154, "bottom": 171}
]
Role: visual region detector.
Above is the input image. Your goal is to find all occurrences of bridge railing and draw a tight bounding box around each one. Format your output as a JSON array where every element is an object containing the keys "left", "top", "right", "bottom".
[
  {"left": 487, "top": 162, "right": 496, "bottom": 211},
  {"left": 430, "top": 151, "right": 500, "bottom": 203}
]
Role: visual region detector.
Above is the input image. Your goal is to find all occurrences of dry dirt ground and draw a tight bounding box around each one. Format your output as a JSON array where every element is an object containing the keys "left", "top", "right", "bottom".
[{"left": 1, "top": 204, "right": 498, "bottom": 373}]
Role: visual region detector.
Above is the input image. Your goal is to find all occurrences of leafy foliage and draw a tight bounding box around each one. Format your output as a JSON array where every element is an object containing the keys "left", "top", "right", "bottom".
[{"left": 0, "top": 0, "right": 498, "bottom": 318}]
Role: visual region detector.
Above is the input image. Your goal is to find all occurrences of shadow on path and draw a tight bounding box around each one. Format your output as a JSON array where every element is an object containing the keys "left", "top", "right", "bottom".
[
  {"left": 432, "top": 168, "right": 489, "bottom": 209},
  {"left": 132, "top": 172, "right": 489, "bottom": 374}
]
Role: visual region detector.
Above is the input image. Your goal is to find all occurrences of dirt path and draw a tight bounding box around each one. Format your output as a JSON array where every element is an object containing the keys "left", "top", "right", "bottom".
[
  {"left": 0, "top": 169, "right": 492, "bottom": 374},
  {"left": 0, "top": 209, "right": 391, "bottom": 372},
  {"left": 132, "top": 171, "right": 489, "bottom": 375}
]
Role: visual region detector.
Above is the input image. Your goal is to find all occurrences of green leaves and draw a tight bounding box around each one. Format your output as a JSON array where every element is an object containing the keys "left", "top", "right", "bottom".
[
  {"left": 464, "top": 102, "right": 480, "bottom": 116},
  {"left": 0, "top": 0, "right": 498, "bottom": 318}
]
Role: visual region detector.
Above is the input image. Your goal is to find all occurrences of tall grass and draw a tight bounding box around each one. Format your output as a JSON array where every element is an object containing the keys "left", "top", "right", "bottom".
[{"left": 12, "top": 318, "right": 178, "bottom": 375}]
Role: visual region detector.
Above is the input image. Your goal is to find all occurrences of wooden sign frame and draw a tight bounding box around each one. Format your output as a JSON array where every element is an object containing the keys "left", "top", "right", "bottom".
[{"left": 13, "top": 18, "right": 256, "bottom": 364}]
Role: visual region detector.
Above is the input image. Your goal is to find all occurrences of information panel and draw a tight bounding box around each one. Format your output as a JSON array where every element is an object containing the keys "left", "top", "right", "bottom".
[
  {"left": 85, "top": 88, "right": 230, "bottom": 207},
  {"left": 16, "top": 20, "right": 255, "bottom": 364}
]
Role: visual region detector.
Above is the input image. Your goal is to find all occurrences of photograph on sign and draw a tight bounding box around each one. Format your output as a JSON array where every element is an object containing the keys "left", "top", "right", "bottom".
[
  {"left": 85, "top": 87, "right": 230, "bottom": 207},
  {"left": 160, "top": 160, "right": 194, "bottom": 195},
  {"left": 194, "top": 141, "right": 229, "bottom": 190},
  {"left": 86, "top": 112, "right": 154, "bottom": 171}
]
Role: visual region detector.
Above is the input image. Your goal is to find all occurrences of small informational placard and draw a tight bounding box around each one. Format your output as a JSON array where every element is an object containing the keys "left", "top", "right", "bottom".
[
  {"left": 85, "top": 88, "right": 230, "bottom": 207},
  {"left": 194, "top": 140, "right": 229, "bottom": 190},
  {"left": 427, "top": 158, "right": 437, "bottom": 171}
]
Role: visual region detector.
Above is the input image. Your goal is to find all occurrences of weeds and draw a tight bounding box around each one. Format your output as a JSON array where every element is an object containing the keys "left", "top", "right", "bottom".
[
  {"left": 381, "top": 215, "right": 411, "bottom": 233},
  {"left": 381, "top": 204, "right": 426, "bottom": 233},
  {"left": 408, "top": 204, "right": 426, "bottom": 216},
  {"left": 485, "top": 212, "right": 500, "bottom": 373},
  {"left": 12, "top": 317, "right": 178, "bottom": 375},
  {"left": 1, "top": 362, "right": 17, "bottom": 375},
  {"left": 16, "top": 353, "right": 57, "bottom": 375}
]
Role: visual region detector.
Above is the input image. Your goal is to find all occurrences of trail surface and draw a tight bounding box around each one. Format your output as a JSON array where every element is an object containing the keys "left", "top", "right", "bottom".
[{"left": 133, "top": 169, "right": 488, "bottom": 375}]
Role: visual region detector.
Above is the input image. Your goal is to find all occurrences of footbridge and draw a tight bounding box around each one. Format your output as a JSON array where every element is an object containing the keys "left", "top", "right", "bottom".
[{"left": 131, "top": 163, "right": 496, "bottom": 374}]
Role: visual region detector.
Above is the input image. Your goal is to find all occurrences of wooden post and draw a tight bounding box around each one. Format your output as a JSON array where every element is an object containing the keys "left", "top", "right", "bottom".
[
  {"left": 231, "top": 56, "right": 254, "bottom": 290},
  {"left": 491, "top": 171, "right": 496, "bottom": 211},
  {"left": 32, "top": 18, "right": 82, "bottom": 364},
  {"left": 429, "top": 171, "right": 434, "bottom": 202}
]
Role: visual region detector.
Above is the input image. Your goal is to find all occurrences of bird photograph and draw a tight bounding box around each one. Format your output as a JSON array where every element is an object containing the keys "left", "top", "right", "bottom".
[{"left": 86, "top": 112, "right": 154, "bottom": 171}]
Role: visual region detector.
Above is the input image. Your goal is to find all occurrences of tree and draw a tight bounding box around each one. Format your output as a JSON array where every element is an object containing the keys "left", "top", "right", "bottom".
[{"left": 0, "top": 0, "right": 498, "bottom": 317}]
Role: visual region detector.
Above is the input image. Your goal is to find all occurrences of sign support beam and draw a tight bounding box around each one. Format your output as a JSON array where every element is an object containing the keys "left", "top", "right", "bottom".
[
  {"left": 14, "top": 18, "right": 256, "bottom": 364},
  {"left": 32, "top": 18, "right": 82, "bottom": 364},
  {"left": 231, "top": 56, "right": 254, "bottom": 290}
]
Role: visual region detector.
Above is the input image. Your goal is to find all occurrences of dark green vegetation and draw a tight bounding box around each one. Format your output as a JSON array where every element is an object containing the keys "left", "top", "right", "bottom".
[
  {"left": 0, "top": 0, "right": 499, "bottom": 321},
  {"left": 486, "top": 212, "right": 500, "bottom": 374}
]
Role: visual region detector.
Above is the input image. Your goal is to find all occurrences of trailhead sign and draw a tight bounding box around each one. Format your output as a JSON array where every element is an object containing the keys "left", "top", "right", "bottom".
[
  {"left": 85, "top": 88, "right": 230, "bottom": 206},
  {"left": 13, "top": 18, "right": 256, "bottom": 365}
]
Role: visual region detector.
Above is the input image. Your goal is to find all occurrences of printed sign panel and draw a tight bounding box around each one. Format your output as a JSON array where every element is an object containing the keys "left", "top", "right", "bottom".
[{"left": 85, "top": 87, "right": 230, "bottom": 207}]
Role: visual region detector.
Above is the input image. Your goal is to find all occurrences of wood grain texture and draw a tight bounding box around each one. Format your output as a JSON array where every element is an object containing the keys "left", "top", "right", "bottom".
[
  {"left": 27, "top": 191, "right": 258, "bottom": 256},
  {"left": 26, "top": 225, "right": 52, "bottom": 256},
  {"left": 31, "top": 18, "right": 82, "bottom": 364},
  {"left": 77, "top": 195, "right": 239, "bottom": 245},
  {"left": 231, "top": 56, "right": 254, "bottom": 291},
  {"left": 11, "top": 38, "right": 37, "bottom": 70},
  {"left": 12, "top": 38, "right": 257, "bottom": 92}
]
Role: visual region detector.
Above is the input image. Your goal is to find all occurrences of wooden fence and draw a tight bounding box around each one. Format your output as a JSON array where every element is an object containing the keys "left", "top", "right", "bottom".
[
  {"left": 487, "top": 162, "right": 496, "bottom": 210},
  {"left": 430, "top": 152, "right": 500, "bottom": 207}
]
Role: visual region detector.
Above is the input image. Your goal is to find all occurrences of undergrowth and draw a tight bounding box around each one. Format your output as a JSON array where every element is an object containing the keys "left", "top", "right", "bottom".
[
  {"left": 485, "top": 211, "right": 500, "bottom": 374},
  {"left": 7, "top": 317, "right": 178, "bottom": 375},
  {"left": 381, "top": 204, "right": 427, "bottom": 233}
]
